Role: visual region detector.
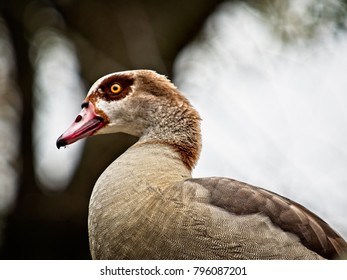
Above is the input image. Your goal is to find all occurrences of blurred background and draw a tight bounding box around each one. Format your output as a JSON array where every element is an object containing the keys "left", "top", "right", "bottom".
[{"left": 0, "top": 0, "right": 346, "bottom": 259}]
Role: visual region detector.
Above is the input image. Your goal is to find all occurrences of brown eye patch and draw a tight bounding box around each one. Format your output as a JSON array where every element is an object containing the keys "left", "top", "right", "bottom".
[
  {"left": 87, "top": 74, "right": 135, "bottom": 103},
  {"left": 104, "top": 74, "right": 134, "bottom": 101}
]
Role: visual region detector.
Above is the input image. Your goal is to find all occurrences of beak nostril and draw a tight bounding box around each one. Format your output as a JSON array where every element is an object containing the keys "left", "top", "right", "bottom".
[
  {"left": 81, "top": 102, "right": 89, "bottom": 109},
  {"left": 75, "top": 115, "right": 82, "bottom": 123}
]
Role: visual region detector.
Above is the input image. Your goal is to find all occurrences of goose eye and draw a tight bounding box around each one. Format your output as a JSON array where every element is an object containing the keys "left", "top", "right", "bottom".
[{"left": 110, "top": 83, "right": 122, "bottom": 94}]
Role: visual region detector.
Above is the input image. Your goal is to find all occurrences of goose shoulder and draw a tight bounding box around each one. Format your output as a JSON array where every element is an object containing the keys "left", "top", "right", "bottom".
[{"left": 184, "top": 177, "right": 347, "bottom": 259}]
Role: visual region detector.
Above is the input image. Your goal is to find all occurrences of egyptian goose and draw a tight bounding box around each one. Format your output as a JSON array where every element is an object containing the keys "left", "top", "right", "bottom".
[{"left": 57, "top": 70, "right": 347, "bottom": 259}]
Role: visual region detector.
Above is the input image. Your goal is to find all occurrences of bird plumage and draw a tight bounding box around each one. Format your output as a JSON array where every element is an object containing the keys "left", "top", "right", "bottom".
[{"left": 57, "top": 69, "right": 347, "bottom": 259}]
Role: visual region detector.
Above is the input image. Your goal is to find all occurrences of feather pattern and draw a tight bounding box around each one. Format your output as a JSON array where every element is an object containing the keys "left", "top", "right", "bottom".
[{"left": 188, "top": 177, "right": 347, "bottom": 259}]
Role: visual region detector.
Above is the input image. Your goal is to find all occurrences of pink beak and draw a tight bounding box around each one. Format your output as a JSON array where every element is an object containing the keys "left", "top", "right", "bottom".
[{"left": 56, "top": 101, "right": 105, "bottom": 149}]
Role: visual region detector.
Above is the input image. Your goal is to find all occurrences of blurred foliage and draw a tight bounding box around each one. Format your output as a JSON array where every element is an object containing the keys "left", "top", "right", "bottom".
[{"left": 246, "top": 0, "right": 347, "bottom": 42}]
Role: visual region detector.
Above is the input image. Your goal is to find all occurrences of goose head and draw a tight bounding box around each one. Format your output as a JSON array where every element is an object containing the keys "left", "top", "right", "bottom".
[{"left": 56, "top": 70, "right": 201, "bottom": 169}]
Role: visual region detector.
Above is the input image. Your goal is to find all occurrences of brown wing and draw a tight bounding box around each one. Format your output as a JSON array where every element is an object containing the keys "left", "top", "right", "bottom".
[{"left": 188, "top": 177, "right": 347, "bottom": 259}]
